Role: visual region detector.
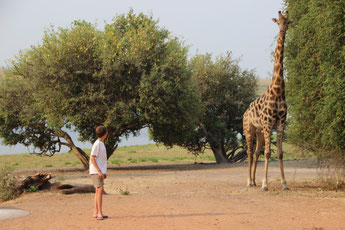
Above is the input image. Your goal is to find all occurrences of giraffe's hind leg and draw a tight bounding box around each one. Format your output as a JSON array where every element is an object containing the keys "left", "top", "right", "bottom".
[
  {"left": 244, "top": 116, "right": 255, "bottom": 187},
  {"left": 262, "top": 127, "right": 272, "bottom": 191}
]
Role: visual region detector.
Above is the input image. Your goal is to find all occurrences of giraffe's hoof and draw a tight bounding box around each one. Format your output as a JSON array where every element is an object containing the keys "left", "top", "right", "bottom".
[
  {"left": 261, "top": 186, "right": 268, "bottom": 191},
  {"left": 247, "top": 182, "right": 256, "bottom": 187},
  {"left": 282, "top": 185, "right": 290, "bottom": 191}
]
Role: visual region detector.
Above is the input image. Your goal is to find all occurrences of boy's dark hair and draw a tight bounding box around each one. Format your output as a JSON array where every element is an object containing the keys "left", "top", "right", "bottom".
[{"left": 96, "top": 125, "right": 107, "bottom": 138}]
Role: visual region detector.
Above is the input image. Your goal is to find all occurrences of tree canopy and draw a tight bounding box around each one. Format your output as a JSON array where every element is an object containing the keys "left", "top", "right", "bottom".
[
  {"left": 184, "top": 52, "right": 257, "bottom": 163},
  {"left": 284, "top": 0, "right": 345, "bottom": 164},
  {"left": 0, "top": 10, "right": 201, "bottom": 168}
]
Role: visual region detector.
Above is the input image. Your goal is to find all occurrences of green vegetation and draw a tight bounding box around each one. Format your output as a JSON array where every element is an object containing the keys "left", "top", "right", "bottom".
[
  {"left": 183, "top": 52, "right": 257, "bottom": 163},
  {"left": 2, "top": 6, "right": 339, "bottom": 171},
  {"left": 119, "top": 187, "right": 130, "bottom": 195},
  {"left": 284, "top": 0, "right": 345, "bottom": 171},
  {"left": 25, "top": 186, "right": 38, "bottom": 193},
  {"left": 0, "top": 167, "right": 18, "bottom": 201},
  {"left": 0, "top": 10, "right": 201, "bottom": 169}
]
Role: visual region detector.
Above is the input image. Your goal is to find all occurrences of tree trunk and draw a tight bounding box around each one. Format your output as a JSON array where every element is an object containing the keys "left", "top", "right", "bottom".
[
  {"left": 211, "top": 146, "right": 228, "bottom": 164},
  {"left": 200, "top": 123, "right": 228, "bottom": 163},
  {"left": 61, "top": 131, "right": 90, "bottom": 169}
]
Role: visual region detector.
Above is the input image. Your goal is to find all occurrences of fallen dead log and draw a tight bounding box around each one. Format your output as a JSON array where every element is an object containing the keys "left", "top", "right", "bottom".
[
  {"left": 15, "top": 173, "right": 95, "bottom": 195},
  {"left": 14, "top": 173, "right": 52, "bottom": 194},
  {"left": 55, "top": 183, "right": 95, "bottom": 194}
]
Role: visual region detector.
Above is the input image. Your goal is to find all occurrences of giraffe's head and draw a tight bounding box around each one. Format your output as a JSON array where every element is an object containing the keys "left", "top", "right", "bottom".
[{"left": 272, "top": 11, "right": 293, "bottom": 34}]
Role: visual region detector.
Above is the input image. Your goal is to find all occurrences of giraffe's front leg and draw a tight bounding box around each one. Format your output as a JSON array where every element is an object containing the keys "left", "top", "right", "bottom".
[
  {"left": 261, "top": 128, "right": 271, "bottom": 191},
  {"left": 244, "top": 121, "right": 255, "bottom": 187},
  {"left": 277, "top": 125, "right": 289, "bottom": 191},
  {"left": 246, "top": 136, "right": 255, "bottom": 187}
]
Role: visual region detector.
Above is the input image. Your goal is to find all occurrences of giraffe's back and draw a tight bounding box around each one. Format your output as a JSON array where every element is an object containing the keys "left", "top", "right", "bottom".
[{"left": 244, "top": 91, "right": 287, "bottom": 131}]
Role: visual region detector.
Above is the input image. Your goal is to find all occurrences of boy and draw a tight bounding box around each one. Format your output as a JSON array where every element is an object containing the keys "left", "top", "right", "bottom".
[{"left": 90, "top": 125, "right": 108, "bottom": 220}]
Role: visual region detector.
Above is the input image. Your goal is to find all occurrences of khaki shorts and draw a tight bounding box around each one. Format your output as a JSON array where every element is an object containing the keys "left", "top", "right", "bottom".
[{"left": 91, "top": 174, "right": 104, "bottom": 188}]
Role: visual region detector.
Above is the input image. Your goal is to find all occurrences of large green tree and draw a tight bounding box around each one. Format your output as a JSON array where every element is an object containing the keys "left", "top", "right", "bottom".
[
  {"left": 284, "top": 0, "right": 345, "bottom": 163},
  {"left": 184, "top": 53, "right": 257, "bottom": 163},
  {"left": 0, "top": 11, "right": 200, "bottom": 168}
]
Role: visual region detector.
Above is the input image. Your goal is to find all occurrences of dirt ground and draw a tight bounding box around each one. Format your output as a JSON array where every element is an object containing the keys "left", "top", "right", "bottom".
[{"left": 1, "top": 159, "right": 345, "bottom": 230}]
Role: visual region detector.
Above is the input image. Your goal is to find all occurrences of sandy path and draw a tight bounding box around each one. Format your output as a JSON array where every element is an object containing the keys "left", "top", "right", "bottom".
[{"left": 1, "top": 160, "right": 345, "bottom": 230}]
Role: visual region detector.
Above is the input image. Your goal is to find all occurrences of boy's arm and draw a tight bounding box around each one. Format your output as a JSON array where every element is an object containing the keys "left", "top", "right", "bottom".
[{"left": 90, "top": 155, "right": 103, "bottom": 179}]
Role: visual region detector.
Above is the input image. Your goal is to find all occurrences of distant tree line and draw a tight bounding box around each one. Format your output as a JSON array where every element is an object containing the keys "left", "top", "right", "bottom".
[{"left": 0, "top": 10, "right": 257, "bottom": 166}]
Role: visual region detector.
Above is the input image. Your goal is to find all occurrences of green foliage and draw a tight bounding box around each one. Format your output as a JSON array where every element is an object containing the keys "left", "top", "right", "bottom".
[
  {"left": 25, "top": 185, "right": 38, "bottom": 193},
  {"left": 184, "top": 52, "right": 257, "bottom": 162},
  {"left": 0, "top": 10, "right": 201, "bottom": 161},
  {"left": 284, "top": 0, "right": 345, "bottom": 164},
  {"left": 119, "top": 187, "right": 130, "bottom": 195},
  {"left": 0, "top": 167, "right": 18, "bottom": 201},
  {"left": 0, "top": 76, "right": 61, "bottom": 155},
  {"left": 138, "top": 38, "right": 202, "bottom": 147}
]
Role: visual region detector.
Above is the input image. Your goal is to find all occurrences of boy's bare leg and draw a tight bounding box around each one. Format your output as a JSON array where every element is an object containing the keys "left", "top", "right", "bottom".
[
  {"left": 97, "top": 187, "right": 103, "bottom": 216},
  {"left": 93, "top": 187, "right": 104, "bottom": 217},
  {"left": 93, "top": 189, "right": 97, "bottom": 217}
]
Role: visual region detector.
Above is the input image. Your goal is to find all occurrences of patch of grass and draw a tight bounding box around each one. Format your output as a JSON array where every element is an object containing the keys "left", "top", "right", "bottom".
[
  {"left": 0, "top": 151, "right": 90, "bottom": 171},
  {"left": 147, "top": 157, "right": 159, "bottom": 163},
  {"left": 55, "top": 175, "right": 65, "bottom": 182},
  {"left": 138, "top": 157, "right": 148, "bottom": 162},
  {"left": 1, "top": 142, "right": 313, "bottom": 172},
  {"left": 127, "top": 158, "right": 138, "bottom": 164},
  {"left": 199, "top": 155, "right": 216, "bottom": 161},
  {"left": 111, "top": 159, "right": 126, "bottom": 165},
  {"left": 71, "top": 161, "right": 80, "bottom": 166},
  {"left": 119, "top": 187, "right": 130, "bottom": 195},
  {"left": 173, "top": 156, "right": 188, "bottom": 161}
]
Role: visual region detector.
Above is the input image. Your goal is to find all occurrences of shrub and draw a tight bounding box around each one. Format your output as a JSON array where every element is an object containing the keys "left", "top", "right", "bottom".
[{"left": 0, "top": 167, "right": 18, "bottom": 201}]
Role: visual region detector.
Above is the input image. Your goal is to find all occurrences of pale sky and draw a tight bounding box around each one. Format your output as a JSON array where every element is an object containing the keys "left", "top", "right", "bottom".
[{"left": 0, "top": 0, "right": 285, "bottom": 78}]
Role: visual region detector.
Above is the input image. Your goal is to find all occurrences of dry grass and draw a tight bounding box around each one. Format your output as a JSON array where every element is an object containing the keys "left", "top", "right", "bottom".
[
  {"left": 0, "top": 144, "right": 216, "bottom": 171},
  {"left": 0, "top": 142, "right": 313, "bottom": 172}
]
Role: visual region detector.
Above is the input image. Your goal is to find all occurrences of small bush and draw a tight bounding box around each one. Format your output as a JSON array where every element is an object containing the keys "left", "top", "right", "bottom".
[{"left": 0, "top": 167, "right": 18, "bottom": 201}]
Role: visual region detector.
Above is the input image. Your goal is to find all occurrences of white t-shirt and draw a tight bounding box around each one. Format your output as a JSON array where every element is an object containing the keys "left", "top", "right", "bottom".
[{"left": 89, "top": 139, "right": 107, "bottom": 175}]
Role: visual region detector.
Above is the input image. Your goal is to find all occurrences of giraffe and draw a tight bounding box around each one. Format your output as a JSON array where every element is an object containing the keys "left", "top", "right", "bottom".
[{"left": 243, "top": 11, "right": 292, "bottom": 191}]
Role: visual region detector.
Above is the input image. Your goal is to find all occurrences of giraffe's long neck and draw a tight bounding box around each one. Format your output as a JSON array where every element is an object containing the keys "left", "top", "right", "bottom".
[{"left": 270, "top": 31, "right": 286, "bottom": 96}]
